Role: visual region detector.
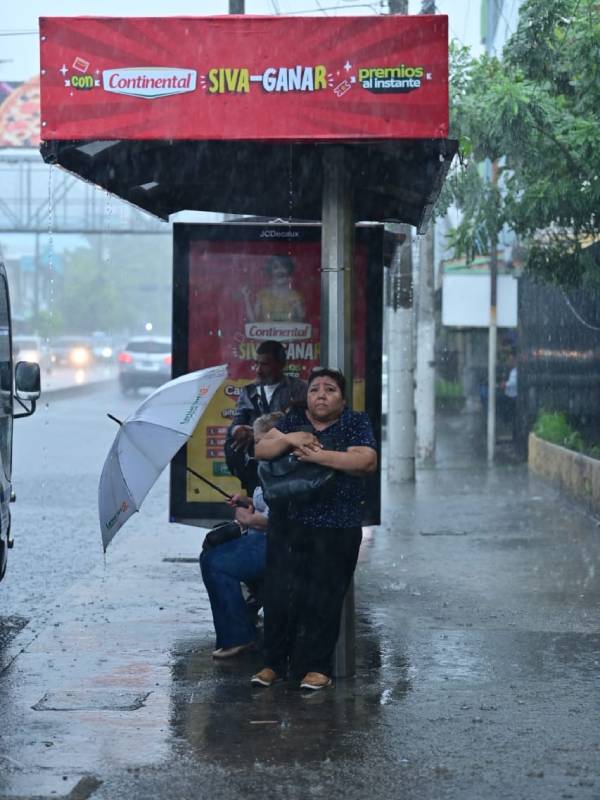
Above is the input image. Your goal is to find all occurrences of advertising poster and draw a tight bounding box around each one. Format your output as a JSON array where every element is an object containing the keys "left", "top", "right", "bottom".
[
  {"left": 171, "top": 223, "right": 382, "bottom": 526},
  {"left": 40, "top": 15, "right": 448, "bottom": 141}
]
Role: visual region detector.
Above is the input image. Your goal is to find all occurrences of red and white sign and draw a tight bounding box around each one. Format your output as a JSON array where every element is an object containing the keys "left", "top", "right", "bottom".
[{"left": 39, "top": 15, "right": 448, "bottom": 141}]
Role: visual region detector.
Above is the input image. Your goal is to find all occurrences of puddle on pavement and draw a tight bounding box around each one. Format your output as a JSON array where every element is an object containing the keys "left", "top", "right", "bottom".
[
  {"left": 167, "top": 619, "right": 412, "bottom": 766},
  {"left": 416, "top": 629, "right": 600, "bottom": 687}
]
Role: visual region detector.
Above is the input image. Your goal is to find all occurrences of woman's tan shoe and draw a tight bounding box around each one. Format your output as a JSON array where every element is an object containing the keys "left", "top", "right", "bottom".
[
  {"left": 250, "top": 667, "right": 280, "bottom": 687},
  {"left": 299, "top": 672, "right": 332, "bottom": 690}
]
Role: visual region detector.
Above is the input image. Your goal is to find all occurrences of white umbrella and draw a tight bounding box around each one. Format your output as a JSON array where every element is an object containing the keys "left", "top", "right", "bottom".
[{"left": 99, "top": 365, "right": 227, "bottom": 551}]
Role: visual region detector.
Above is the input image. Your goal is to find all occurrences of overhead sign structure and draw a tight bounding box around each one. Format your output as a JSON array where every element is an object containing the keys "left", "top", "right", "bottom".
[{"left": 39, "top": 15, "right": 448, "bottom": 141}]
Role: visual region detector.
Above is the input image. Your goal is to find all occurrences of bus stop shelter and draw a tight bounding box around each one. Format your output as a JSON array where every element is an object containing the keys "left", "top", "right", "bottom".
[{"left": 38, "top": 13, "right": 457, "bottom": 674}]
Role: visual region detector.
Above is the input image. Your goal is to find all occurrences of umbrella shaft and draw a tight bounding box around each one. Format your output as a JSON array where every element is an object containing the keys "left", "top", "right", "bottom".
[{"left": 186, "top": 467, "right": 233, "bottom": 500}]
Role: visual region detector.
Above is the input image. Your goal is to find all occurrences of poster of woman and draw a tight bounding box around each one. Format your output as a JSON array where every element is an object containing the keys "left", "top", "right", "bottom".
[{"left": 241, "top": 255, "right": 306, "bottom": 323}]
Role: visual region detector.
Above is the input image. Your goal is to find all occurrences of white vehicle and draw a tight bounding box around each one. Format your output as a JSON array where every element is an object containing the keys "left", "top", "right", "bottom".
[
  {"left": 117, "top": 336, "right": 172, "bottom": 395},
  {"left": 0, "top": 263, "right": 41, "bottom": 581},
  {"left": 13, "top": 335, "right": 51, "bottom": 371},
  {"left": 90, "top": 331, "right": 115, "bottom": 363}
]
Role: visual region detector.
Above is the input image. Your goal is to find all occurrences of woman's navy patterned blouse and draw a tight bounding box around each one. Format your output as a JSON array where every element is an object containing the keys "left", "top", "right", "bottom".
[{"left": 275, "top": 406, "right": 377, "bottom": 527}]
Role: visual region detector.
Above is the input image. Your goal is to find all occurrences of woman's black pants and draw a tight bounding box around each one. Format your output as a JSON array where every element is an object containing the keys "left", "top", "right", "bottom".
[{"left": 263, "top": 516, "right": 362, "bottom": 678}]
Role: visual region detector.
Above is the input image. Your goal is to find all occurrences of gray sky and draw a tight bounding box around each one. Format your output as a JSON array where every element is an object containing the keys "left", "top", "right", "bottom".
[{"left": 1, "top": 0, "right": 482, "bottom": 82}]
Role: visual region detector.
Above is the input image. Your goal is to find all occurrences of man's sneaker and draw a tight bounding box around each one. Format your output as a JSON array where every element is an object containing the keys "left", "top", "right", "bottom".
[
  {"left": 251, "top": 667, "right": 280, "bottom": 687},
  {"left": 299, "top": 672, "right": 332, "bottom": 691},
  {"left": 212, "top": 642, "right": 255, "bottom": 659}
]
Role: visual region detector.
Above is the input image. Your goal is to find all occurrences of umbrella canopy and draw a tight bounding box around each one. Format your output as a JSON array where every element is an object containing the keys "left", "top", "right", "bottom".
[{"left": 99, "top": 365, "right": 227, "bottom": 551}]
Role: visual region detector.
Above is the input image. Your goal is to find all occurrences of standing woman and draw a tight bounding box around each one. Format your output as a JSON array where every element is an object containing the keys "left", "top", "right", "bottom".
[{"left": 252, "top": 367, "right": 377, "bottom": 690}]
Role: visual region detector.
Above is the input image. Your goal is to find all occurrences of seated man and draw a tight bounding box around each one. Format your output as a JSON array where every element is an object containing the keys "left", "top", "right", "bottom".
[{"left": 200, "top": 412, "right": 283, "bottom": 659}]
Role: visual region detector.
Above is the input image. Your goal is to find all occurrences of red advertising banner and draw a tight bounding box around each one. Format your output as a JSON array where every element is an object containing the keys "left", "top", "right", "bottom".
[
  {"left": 39, "top": 15, "right": 448, "bottom": 141},
  {"left": 170, "top": 223, "right": 383, "bottom": 525}
]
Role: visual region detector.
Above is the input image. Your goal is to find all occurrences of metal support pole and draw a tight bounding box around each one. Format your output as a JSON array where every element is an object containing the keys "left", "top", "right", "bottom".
[
  {"left": 321, "top": 146, "right": 355, "bottom": 678},
  {"left": 321, "top": 148, "right": 353, "bottom": 381},
  {"left": 33, "top": 232, "right": 40, "bottom": 319}
]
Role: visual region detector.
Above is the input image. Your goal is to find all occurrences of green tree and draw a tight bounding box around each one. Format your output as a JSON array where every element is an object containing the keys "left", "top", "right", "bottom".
[
  {"left": 29, "top": 308, "right": 64, "bottom": 338},
  {"left": 440, "top": 0, "right": 600, "bottom": 287},
  {"left": 59, "top": 234, "right": 172, "bottom": 334},
  {"left": 60, "top": 246, "right": 127, "bottom": 333}
]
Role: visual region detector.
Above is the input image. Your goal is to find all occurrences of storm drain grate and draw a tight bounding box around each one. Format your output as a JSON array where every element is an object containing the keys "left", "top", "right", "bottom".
[
  {"left": 162, "top": 557, "right": 198, "bottom": 563},
  {"left": 32, "top": 690, "right": 151, "bottom": 711}
]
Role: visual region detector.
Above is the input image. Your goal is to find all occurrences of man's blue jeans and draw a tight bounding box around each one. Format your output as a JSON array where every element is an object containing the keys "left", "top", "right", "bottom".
[{"left": 200, "top": 532, "right": 266, "bottom": 650}]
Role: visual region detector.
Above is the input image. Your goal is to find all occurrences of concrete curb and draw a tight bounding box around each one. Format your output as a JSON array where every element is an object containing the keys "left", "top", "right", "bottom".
[
  {"left": 528, "top": 432, "right": 600, "bottom": 516},
  {"left": 41, "top": 377, "right": 116, "bottom": 401}
]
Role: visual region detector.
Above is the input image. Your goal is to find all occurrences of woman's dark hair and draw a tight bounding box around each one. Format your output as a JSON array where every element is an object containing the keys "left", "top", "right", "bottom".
[
  {"left": 265, "top": 255, "right": 295, "bottom": 276},
  {"left": 307, "top": 367, "right": 346, "bottom": 398}
]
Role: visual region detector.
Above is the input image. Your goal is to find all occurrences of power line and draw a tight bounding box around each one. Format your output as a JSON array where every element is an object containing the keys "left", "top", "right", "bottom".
[
  {"left": 282, "top": 2, "right": 382, "bottom": 12},
  {"left": 0, "top": 31, "right": 38, "bottom": 37}
]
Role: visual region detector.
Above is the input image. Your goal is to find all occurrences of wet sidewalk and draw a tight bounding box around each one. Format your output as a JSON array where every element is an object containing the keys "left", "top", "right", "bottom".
[{"left": 1, "top": 412, "right": 600, "bottom": 800}]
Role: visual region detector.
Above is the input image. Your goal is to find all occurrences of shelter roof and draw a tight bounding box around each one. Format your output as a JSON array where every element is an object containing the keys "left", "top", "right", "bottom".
[{"left": 40, "top": 138, "right": 456, "bottom": 231}]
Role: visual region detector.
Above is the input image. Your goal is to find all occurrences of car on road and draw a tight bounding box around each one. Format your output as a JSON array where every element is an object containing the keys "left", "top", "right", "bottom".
[
  {"left": 118, "top": 336, "right": 172, "bottom": 394},
  {"left": 0, "top": 263, "right": 41, "bottom": 581},
  {"left": 50, "top": 336, "right": 93, "bottom": 368},
  {"left": 90, "top": 331, "right": 116, "bottom": 364},
  {"left": 12, "top": 335, "right": 52, "bottom": 372}
]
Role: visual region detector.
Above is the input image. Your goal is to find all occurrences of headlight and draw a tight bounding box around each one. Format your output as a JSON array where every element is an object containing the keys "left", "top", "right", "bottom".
[
  {"left": 101, "top": 346, "right": 113, "bottom": 359},
  {"left": 70, "top": 347, "right": 90, "bottom": 367}
]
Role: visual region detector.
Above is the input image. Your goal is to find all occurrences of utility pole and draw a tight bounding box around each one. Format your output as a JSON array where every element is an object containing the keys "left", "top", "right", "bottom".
[
  {"left": 415, "top": 0, "right": 437, "bottom": 466},
  {"left": 485, "top": 0, "right": 498, "bottom": 463},
  {"left": 388, "top": 225, "right": 415, "bottom": 481},
  {"left": 387, "top": 0, "right": 415, "bottom": 483},
  {"left": 487, "top": 220, "right": 498, "bottom": 463},
  {"left": 416, "top": 222, "right": 436, "bottom": 464},
  {"left": 388, "top": 0, "right": 408, "bottom": 14}
]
